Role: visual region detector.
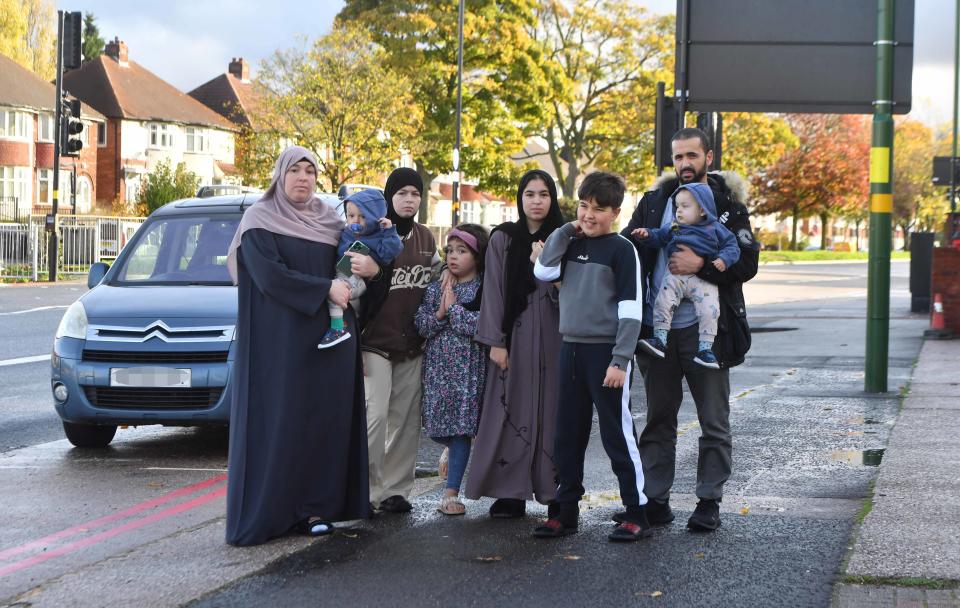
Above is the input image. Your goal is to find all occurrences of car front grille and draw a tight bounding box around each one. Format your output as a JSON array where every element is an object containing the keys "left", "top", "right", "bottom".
[
  {"left": 83, "top": 386, "right": 224, "bottom": 409},
  {"left": 82, "top": 350, "right": 229, "bottom": 364}
]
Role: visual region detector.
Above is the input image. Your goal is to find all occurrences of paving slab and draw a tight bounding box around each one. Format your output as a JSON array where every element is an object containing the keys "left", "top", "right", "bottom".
[{"left": 842, "top": 339, "right": 960, "bottom": 589}]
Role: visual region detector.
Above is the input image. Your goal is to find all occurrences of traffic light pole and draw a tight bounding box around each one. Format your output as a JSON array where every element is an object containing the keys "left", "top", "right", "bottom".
[
  {"left": 865, "top": 0, "right": 895, "bottom": 393},
  {"left": 48, "top": 10, "right": 65, "bottom": 283}
]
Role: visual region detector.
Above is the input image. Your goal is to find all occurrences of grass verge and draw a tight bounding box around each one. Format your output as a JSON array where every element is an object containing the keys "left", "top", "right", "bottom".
[
  {"left": 839, "top": 575, "right": 960, "bottom": 589},
  {"left": 760, "top": 250, "right": 910, "bottom": 263}
]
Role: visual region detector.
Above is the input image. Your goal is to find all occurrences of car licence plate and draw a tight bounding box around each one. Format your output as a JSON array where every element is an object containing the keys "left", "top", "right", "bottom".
[{"left": 110, "top": 367, "right": 192, "bottom": 388}]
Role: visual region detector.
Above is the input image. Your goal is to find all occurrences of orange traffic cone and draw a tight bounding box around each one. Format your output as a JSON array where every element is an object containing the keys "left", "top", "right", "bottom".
[{"left": 931, "top": 293, "right": 945, "bottom": 331}]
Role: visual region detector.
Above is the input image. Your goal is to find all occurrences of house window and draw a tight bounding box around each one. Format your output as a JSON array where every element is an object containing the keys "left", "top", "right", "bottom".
[
  {"left": 38, "top": 114, "right": 55, "bottom": 142},
  {"left": 0, "top": 110, "right": 31, "bottom": 140},
  {"left": 0, "top": 166, "right": 31, "bottom": 205},
  {"left": 185, "top": 127, "right": 209, "bottom": 153},
  {"left": 148, "top": 123, "right": 174, "bottom": 148},
  {"left": 37, "top": 169, "right": 53, "bottom": 205},
  {"left": 98, "top": 123, "right": 107, "bottom": 147}
]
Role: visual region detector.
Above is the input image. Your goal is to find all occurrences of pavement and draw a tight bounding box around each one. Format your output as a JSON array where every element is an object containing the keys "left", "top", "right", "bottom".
[
  {"left": 4, "top": 261, "right": 957, "bottom": 607},
  {"left": 833, "top": 338, "right": 960, "bottom": 607}
]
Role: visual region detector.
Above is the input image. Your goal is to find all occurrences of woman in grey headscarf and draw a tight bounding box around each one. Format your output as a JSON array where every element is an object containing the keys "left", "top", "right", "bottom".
[{"left": 226, "top": 146, "right": 371, "bottom": 546}]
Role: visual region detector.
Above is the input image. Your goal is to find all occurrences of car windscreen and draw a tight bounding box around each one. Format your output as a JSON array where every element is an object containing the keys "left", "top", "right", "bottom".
[{"left": 112, "top": 215, "right": 241, "bottom": 286}]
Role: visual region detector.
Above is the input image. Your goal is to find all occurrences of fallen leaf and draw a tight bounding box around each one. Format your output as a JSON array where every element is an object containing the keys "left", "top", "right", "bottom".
[
  {"left": 562, "top": 555, "right": 581, "bottom": 561},
  {"left": 650, "top": 591, "right": 663, "bottom": 598},
  {"left": 694, "top": 552, "right": 705, "bottom": 558},
  {"left": 341, "top": 532, "right": 358, "bottom": 539},
  {"left": 147, "top": 481, "right": 162, "bottom": 488},
  {"left": 740, "top": 506, "right": 750, "bottom": 515},
  {"left": 475, "top": 556, "right": 503, "bottom": 562}
]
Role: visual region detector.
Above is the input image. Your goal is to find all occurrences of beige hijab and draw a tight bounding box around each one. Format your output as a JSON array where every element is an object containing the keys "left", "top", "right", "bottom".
[{"left": 226, "top": 146, "right": 344, "bottom": 283}]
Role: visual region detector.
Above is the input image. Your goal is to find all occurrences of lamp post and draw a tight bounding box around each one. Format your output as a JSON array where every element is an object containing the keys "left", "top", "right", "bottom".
[{"left": 451, "top": 0, "right": 464, "bottom": 227}]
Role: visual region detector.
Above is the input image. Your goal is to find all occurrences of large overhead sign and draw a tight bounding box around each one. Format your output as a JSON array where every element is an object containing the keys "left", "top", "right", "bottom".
[{"left": 675, "top": 0, "right": 914, "bottom": 114}]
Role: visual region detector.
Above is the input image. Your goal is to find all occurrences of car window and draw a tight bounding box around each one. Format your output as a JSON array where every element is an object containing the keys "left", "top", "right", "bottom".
[{"left": 115, "top": 215, "right": 240, "bottom": 285}]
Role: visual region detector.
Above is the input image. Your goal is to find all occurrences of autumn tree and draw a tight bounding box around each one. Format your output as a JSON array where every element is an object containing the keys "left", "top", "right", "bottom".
[
  {"left": 254, "top": 25, "right": 421, "bottom": 192},
  {"left": 892, "top": 119, "right": 947, "bottom": 248},
  {"left": 522, "top": 0, "right": 673, "bottom": 196},
  {"left": 753, "top": 114, "right": 869, "bottom": 250},
  {"left": 82, "top": 13, "right": 104, "bottom": 63},
  {"left": 0, "top": 0, "right": 55, "bottom": 80},
  {"left": 339, "top": 0, "right": 558, "bottom": 217}
]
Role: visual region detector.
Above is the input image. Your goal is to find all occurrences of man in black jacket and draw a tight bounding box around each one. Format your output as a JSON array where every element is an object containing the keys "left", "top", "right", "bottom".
[{"left": 621, "top": 127, "right": 759, "bottom": 531}]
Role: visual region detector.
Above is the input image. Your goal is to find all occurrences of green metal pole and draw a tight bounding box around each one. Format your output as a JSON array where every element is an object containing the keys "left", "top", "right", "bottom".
[
  {"left": 952, "top": 0, "right": 958, "bottom": 214},
  {"left": 865, "top": 0, "right": 895, "bottom": 393}
]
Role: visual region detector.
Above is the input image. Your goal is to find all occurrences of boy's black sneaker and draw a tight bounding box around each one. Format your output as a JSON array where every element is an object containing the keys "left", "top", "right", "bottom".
[
  {"left": 687, "top": 498, "right": 721, "bottom": 531},
  {"left": 693, "top": 349, "right": 720, "bottom": 369},
  {"left": 638, "top": 337, "right": 667, "bottom": 359},
  {"left": 614, "top": 499, "right": 674, "bottom": 526}
]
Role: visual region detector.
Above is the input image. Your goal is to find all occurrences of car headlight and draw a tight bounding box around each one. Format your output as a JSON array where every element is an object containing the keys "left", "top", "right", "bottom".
[{"left": 55, "top": 301, "right": 88, "bottom": 340}]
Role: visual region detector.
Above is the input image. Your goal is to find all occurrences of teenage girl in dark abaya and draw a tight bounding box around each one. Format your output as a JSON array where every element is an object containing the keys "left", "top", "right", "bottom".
[
  {"left": 225, "top": 146, "right": 372, "bottom": 546},
  {"left": 465, "top": 170, "right": 565, "bottom": 518}
]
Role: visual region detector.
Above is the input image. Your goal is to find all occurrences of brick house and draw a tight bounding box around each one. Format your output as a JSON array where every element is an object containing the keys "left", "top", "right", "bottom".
[
  {"left": 62, "top": 38, "right": 238, "bottom": 208},
  {"left": 188, "top": 58, "right": 262, "bottom": 130},
  {"left": 0, "top": 53, "right": 105, "bottom": 218}
]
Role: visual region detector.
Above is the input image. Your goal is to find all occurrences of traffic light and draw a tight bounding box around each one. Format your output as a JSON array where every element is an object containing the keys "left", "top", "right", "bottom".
[
  {"left": 60, "top": 98, "right": 83, "bottom": 157},
  {"left": 62, "top": 12, "right": 82, "bottom": 70}
]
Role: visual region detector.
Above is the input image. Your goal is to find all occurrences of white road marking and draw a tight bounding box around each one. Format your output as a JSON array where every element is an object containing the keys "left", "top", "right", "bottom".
[
  {"left": 0, "top": 355, "right": 49, "bottom": 367},
  {"left": 0, "top": 305, "right": 68, "bottom": 316}
]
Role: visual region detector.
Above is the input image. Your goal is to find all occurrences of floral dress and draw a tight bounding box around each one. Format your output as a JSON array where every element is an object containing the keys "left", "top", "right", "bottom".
[{"left": 414, "top": 278, "right": 488, "bottom": 439}]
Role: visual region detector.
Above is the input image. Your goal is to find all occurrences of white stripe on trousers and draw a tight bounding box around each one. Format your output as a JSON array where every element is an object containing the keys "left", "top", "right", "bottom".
[{"left": 618, "top": 360, "right": 647, "bottom": 505}]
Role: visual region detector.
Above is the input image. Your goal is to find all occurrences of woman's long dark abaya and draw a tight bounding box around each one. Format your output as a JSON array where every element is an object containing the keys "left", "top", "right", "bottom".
[{"left": 226, "top": 228, "right": 369, "bottom": 546}]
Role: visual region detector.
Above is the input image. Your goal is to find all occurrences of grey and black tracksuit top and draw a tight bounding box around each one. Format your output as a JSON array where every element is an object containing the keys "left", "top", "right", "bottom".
[{"left": 533, "top": 223, "right": 642, "bottom": 369}]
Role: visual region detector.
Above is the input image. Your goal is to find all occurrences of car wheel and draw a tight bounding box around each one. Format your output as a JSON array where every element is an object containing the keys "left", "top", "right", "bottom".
[{"left": 62, "top": 421, "right": 118, "bottom": 448}]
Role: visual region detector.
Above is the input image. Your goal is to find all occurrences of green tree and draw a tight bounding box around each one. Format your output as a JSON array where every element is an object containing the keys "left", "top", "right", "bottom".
[
  {"left": 137, "top": 159, "right": 201, "bottom": 215},
  {"left": 719, "top": 112, "right": 798, "bottom": 179},
  {"left": 338, "top": 0, "right": 557, "bottom": 218},
  {"left": 82, "top": 12, "right": 104, "bottom": 63},
  {"left": 255, "top": 25, "right": 421, "bottom": 192},
  {"left": 528, "top": 0, "right": 673, "bottom": 196}
]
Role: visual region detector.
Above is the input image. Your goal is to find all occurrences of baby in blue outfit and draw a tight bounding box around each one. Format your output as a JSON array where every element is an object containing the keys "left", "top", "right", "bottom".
[
  {"left": 630, "top": 182, "right": 740, "bottom": 368},
  {"left": 319, "top": 188, "right": 402, "bottom": 349}
]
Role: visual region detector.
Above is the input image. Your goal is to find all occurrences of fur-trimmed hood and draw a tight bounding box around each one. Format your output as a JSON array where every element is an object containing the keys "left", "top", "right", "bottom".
[{"left": 649, "top": 170, "right": 749, "bottom": 206}]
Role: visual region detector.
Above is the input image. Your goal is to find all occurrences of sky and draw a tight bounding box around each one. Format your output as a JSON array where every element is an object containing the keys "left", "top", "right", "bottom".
[{"left": 67, "top": 0, "right": 954, "bottom": 128}]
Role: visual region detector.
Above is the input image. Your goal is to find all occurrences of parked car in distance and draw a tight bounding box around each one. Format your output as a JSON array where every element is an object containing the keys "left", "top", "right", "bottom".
[
  {"left": 337, "top": 183, "right": 383, "bottom": 200},
  {"left": 51, "top": 194, "right": 260, "bottom": 448},
  {"left": 196, "top": 184, "right": 262, "bottom": 198}
]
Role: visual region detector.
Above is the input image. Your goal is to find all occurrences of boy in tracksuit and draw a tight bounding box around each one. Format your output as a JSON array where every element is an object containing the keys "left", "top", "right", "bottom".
[{"left": 531, "top": 171, "right": 651, "bottom": 542}]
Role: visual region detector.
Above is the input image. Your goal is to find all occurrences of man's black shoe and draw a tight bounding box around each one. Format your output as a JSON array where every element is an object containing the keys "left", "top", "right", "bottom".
[
  {"left": 613, "top": 499, "right": 674, "bottom": 526},
  {"left": 687, "top": 498, "right": 721, "bottom": 531},
  {"left": 379, "top": 495, "right": 413, "bottom": 513}
]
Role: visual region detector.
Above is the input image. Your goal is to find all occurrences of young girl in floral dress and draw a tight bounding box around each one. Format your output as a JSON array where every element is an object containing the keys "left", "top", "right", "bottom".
[{"left": 414, "top": 224, "right": 490, "bottom": 516}]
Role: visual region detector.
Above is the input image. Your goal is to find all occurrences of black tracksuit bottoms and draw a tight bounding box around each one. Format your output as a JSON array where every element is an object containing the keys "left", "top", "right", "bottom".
[{"left": 554, "top": 341, "right": 648, "bottom": 516}]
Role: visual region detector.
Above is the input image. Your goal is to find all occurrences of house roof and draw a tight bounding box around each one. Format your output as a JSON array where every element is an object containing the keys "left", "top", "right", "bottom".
[
  {"left": 188, "top": 73, "right": 264, "bottom": 129},
  {"left": 62, "top": 55, "right": 235, "bottom": 130},
  {"left": 0, "top": 53, "right": 105, "bottom": 120}
]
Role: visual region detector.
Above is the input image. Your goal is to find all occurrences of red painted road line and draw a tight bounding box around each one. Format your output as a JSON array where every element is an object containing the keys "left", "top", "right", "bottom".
[
  {"left": 0, "top": 474, "right": 226, "bottom": 562},
  {"left": 0, "top": 485, "right": 226, "bottom": 578}
]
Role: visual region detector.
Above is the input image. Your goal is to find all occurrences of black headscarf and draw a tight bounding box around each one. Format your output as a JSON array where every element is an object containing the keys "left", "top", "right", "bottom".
[
  {"left": 492, "top": 169, "right": 564, "bottom": 348},
  {"left": 384, "top": 167, "right": 423, "bottom": 237}
]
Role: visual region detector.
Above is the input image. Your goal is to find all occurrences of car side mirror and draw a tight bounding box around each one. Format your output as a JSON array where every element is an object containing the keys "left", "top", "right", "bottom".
[{"left": 88, "top": 262, "right": 109, "bottom": 289}]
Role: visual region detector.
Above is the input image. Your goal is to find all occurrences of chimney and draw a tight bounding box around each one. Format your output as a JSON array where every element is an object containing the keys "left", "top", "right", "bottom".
[
  {"left": 228, "top": 57, "right": 250, "bottom": 83},
  {"left": 105, "top": 37, "right": 129, "bottom": 67}
]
